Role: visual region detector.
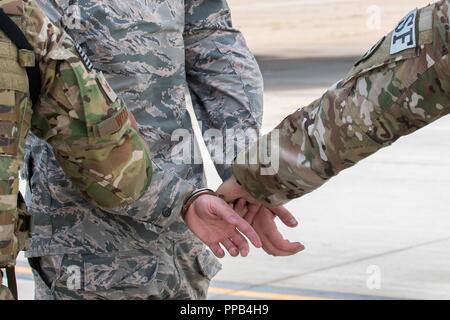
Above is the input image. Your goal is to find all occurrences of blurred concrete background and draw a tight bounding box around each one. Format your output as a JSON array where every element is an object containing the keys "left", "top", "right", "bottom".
[
  {"left": 206, "top": 0, "right": 450, "bottom": 300},
  {"left": 15, "top": 0, "right": 450, "bottom": 300}
]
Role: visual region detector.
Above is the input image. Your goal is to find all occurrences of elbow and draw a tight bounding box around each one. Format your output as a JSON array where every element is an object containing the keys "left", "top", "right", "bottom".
[
  {"left": 84, "top": 156, "right": 153, "bottom": 210},
  {"left": 87, "top": 132, "right": 153, "bottom": 209},
  {"left": 57, "top": 130, "right": 153, "bottom": 210}
]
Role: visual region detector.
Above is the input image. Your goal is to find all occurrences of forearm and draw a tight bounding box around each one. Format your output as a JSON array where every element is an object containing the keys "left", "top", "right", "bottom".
[
  {"left": 233, "top": 3, "right": 450, "bottom": 206},
  {"left": 104, "top": 165, "right": 196, "bottom": 228}
]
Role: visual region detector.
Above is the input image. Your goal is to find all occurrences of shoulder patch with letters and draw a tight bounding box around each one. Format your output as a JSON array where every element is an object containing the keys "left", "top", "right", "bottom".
[{"left": 390, "top": 9, "right": 418, "bottom": 55}]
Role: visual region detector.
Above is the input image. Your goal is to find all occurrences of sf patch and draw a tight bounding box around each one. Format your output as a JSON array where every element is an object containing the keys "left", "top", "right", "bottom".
[{"left": 390, "top": 9, "right": 418, "bottom": 55}]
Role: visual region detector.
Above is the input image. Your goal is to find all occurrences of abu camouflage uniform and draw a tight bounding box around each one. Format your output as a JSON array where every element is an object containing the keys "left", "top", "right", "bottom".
[
  {"left": 233, "top": 1, "right": 450, "bottom": 207},
  {"left": 0, "top": 0, "right": 152, "bottom": 299},
  {"left": 25, "top": 0, "right": 263, "bottom": 299}
]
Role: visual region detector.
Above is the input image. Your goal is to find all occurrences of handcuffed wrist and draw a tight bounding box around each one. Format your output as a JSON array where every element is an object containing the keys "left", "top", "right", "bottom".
[{"left": 181, "top": 188, "right": 218, "bottom": 218}]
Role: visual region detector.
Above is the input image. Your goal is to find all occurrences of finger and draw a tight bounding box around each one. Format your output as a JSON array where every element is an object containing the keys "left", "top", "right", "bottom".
[
  {"left": 260, "top": 232, "right": 304, "bottom": 257},
  {"left": 212, "top": 201, "right": 262, "bottom": 248},
  {"left": 258, "top": 217, "right": 304, "bottom": 256},
  {"left": 229, "top": 232, "right": 250, "bottom": 257},
  {"left": 209, "top": 243, "right": 225, "bottom": 259},
  {"left": 264, "top": 226, "right": 305, "bottom": 256},
  {"left": 234, "top": 198, "right": 248, "bottom": 216},
  {"left": 243, "top": 203, "right": 260, "bottom": 224},
  {"left": 271, "top": 206, "right": 298, "bottom": 227},
  {"left": 235, "top": 198, "right": 246, "bottom": 210},
  {"left": 221, "top": 239, "right": 240, "bottom": 257},
  {"left": 259, "top": 232, "right": 283, "bottom": 256}
]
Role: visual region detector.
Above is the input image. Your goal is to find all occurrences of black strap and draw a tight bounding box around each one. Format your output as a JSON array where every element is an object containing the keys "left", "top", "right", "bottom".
[
  {"left": 0, "top": 9, "right": 41, "bottom": 108},
  {"left": 5, "top": 267, "right": 18, "bottom": 300}
]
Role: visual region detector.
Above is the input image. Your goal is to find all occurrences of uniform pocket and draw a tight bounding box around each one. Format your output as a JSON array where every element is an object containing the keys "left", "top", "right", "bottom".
[
  {"left": 0, "top": 42, "right": 28, "bottom": 94},
  {"left": 0, "top": 90, "right": 30, "bottom": 156},
  {"left": 83, "top": 251, "right": 159, "bottom": 292},
  {"left": 0, "top": 209, "right": 18, "bottom": 266},
  {"left": 195, "top": 250, "right": 222, "bottom": 281}
]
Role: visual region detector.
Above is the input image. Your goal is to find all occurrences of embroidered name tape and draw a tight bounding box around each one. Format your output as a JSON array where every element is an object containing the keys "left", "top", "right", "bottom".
[{"left": 390, "top": 9, "right": 418, "bottom": 55}]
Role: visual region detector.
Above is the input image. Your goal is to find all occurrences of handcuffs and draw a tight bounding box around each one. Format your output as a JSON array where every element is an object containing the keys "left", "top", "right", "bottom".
[{"left": 181, "top": 188, "right": 222, "bottom": 218}]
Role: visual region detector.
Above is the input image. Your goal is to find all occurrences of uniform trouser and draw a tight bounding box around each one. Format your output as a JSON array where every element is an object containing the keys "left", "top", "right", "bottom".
[{"left": 29, "top": 237, "right": 221, "bottom": 300}]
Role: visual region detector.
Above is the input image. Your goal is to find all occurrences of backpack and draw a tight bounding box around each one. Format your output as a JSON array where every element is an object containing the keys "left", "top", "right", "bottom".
[{"left": 0, "top": 0, "right": 41, "bottom": 300}]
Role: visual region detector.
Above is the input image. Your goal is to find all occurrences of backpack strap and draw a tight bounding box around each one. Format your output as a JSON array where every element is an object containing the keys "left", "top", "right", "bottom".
[
  {"left": 0, "top": 8, "right": 41, "bottom": 108},
  {"left": 5, "top": 267, "right": 17, "bottom": 300}
]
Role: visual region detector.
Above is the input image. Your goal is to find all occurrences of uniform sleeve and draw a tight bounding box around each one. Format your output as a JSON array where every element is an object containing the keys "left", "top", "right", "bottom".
[
  {"left": 184, "top": 0, "right": 264, "bottom": 180},
  {"left": 232, "top": 2, "right": 450, "bottom": 207},
  {"left": 23, "top": 0, "right": 152, "bottom": 209}
]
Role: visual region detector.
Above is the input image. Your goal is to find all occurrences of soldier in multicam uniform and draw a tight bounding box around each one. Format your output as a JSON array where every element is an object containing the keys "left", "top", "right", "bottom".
[
  {"left": 23, "top": 0, "right": 264, "bottom": 299},
  {"left": 0, "top": 0, "right": 153, "bottom": 299},
  {"left": 219, "top": 1, "right": 450, "bottom": 254}
]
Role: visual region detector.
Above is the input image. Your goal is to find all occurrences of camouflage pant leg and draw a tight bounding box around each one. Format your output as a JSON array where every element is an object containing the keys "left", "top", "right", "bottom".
[
  {"left": 32, "top": 252, "right": 164, "bottom": 300},
  {"left": 171, "top": 238, "right": 222, "bottom": 300},
  {"left": 29, "top": 256, "right": 62, "bottom": 300},
  {"left": 31, "top": 238, "right": 221, "bottom": 300},
  {"left": 32, "top": 273, "right": 54, "bottom": 300}
]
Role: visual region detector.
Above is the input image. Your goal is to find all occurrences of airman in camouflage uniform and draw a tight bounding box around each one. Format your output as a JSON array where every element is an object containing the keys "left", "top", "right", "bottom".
[
  {"left": 0, "top": 0, "right": 153, "bottom": 299},
  {"left": 232, "top": 1, "right": 450, "bottom": 207},
  {"left": 25, "top": 0, "right": 263, "bottom": 299}
]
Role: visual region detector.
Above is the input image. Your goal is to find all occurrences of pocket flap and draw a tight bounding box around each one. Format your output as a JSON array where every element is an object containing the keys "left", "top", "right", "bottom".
[
  {"left": 196, "top": 251, "right": 222, "bottom": 281},
  {"left": 84, "top": 252, "right": 159, "bottom": 292},
  {"left": 93, "top": 106, "right": 129, "bottom": 138}
]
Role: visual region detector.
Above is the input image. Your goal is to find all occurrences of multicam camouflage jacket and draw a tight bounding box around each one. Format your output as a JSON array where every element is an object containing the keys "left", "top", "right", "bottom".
[
  {"left": 22, "top": 0, "right": 263, "bottom": 259},
  {"left": 233, "top": 1, "right": 450, "bottom": 207},
  {"left": 0, "top": 0, "right": 152, "bottom": 285}
]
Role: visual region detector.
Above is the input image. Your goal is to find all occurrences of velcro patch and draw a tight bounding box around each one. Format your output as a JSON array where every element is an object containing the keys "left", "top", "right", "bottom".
[
  {"left": 0, "top": 90, "right": 15, "bottom": 106},
  {"left": 96, "top": 107, "right": 129, "bottom": 138},
  {"left": 18, "top": 49, "right": 35, "bottom": 67},
  {"left": 390, "top": 9, "right": 418, "bottom": 55}
]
